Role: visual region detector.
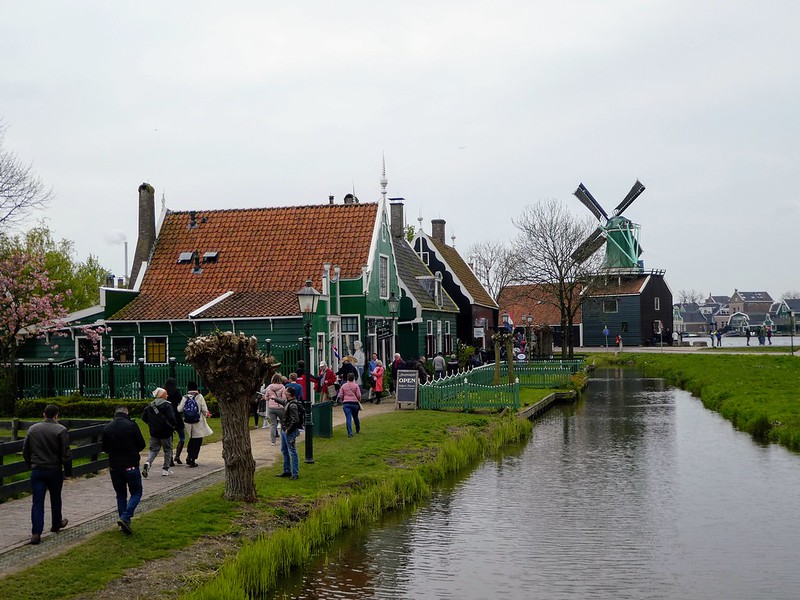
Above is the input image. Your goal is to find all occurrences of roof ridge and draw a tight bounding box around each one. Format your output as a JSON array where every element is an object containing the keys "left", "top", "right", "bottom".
[{"left": 167, "top": 202, "right": 379, "bottom": 215}]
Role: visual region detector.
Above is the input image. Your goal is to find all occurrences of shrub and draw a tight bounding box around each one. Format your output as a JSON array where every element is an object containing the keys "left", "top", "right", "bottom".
[{"left": 14, "top": 394, "right": 219, "bottom": 419}]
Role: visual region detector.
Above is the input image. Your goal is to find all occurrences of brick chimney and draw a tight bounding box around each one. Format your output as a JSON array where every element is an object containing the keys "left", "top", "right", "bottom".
[
  {"left": 431, "top": 219, "right": 446, "bottom": 244},
  {"left": 390, "top": 199, "right": 405, "bottom": 238},
  {"left": 129, "top": 183, "right": 155, "bottom": 288}
]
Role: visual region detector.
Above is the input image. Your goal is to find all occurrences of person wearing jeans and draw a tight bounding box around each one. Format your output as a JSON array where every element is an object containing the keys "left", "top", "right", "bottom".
[
  {"left": 22, "top": 404, "right": 72, "bottom": 545},
  {"left": 102, "top": 406, "right": 146, "bottom": 534},
  {"left": 337, "top": 373, "right": 362, "bottom": 437},
  {"left": 277, "top": 387, "right": 302, "bottom": 480}
]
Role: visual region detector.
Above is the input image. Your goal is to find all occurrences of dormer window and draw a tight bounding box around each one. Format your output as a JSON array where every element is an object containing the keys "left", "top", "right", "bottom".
[
  {"left": 177, "top": 252, "right": 195, "bottom": 264},
  {"left": 202, "top": 251, "right": 219, "bottom": 264}
]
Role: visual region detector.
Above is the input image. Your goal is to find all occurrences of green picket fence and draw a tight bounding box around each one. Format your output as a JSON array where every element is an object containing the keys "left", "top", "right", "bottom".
[
  {"left": 419, "top": 378, "right": 520, "bottom": 411},
  {"left": 429, "top": 359, "right": 583, "bottom": 390}
]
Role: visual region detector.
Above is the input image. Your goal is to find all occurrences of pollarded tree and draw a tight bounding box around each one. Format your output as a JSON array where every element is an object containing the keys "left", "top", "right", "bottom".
[
  {"left": 185, "top": 331, "right": 272, "bottom": 502},
  {"left": 512, "top": 199, "right": 601, "bottom": 359}
]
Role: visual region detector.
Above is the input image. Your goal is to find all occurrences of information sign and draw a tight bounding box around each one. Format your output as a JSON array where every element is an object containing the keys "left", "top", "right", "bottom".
[{"left": 395, "top": 369, "right": 418, "bottom": 410}]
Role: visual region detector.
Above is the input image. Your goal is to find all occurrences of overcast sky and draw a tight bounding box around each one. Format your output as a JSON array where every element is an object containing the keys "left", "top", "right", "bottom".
[{"left": 2, "top": 1, "right": 798, "bottom": 300}]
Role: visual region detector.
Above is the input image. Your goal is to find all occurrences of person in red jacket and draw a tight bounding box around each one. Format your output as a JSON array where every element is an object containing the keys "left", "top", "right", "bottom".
[
  {"left": 318, "top": 361, "right": 337, "bottom": 402},
  {"left": 372, "top": 359, "right": 385, "bottom": 405}
]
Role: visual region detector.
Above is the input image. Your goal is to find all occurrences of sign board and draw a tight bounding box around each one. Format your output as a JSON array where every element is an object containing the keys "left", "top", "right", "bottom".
[
  {"left": 473, "top": 327, "right": 484, "bottom": 339},
  {"left": 395, "top": 369, "right": 418, "bottom": 410}
]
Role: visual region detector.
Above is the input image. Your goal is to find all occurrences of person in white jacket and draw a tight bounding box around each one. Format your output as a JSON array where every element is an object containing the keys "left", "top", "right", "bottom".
[{"left": 177, "top": 381, "right": 213, "bottom": 468}]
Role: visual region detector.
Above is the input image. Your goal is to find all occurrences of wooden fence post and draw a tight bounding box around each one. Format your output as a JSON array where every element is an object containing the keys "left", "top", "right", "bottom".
[
  {"left": 78, "top": 358, "right": 85, "bottom": 396},
  {"left": 15, "top": 359, "right": 24, "bottom": 400},
  {"left": 108, "top": 358, "right": 116, "bottom": 399},
  {"left": 138, "top": 358, "right": 146, "bottom": 398},
  {"left": 169, "top": 357, "right": 176, "bottom": 380},
  {"left": 47, "top": 358, "right": 55, "bottom": 397}
]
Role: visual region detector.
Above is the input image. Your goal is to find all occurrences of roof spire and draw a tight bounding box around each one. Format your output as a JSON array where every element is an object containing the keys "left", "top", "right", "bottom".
[{"left": 380, "top": 154, "right": 388, "bottom": 203}]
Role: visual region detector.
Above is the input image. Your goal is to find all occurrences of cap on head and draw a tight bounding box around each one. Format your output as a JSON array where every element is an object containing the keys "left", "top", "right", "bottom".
[{"left": 152, "top": 387, "right": 167, "bottom": 399}]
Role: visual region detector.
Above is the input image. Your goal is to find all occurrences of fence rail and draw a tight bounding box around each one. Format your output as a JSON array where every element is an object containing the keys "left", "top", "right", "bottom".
[
  {"left": 0, "top": 420, "right": 109, "bottom": 499},
  {"left": 12, "top": 358, "right": 203, "bottom": 400},
  {"left": 419, "top": 379, "right": 520, "bottom": 411},
  {"left": 426, "top": 359, "right": 584, "bottom": 390}
]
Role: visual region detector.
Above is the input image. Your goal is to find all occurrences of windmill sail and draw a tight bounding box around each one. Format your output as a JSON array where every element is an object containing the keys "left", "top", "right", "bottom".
[
  {"left": 612, "top": 180, "right": 646, "bottom": 217},
  {"left": 574, "top": 184, "right": 608, "bottom": 221},
  {"left": 572, "top": 227, "right": 605, "bottom": 263}
]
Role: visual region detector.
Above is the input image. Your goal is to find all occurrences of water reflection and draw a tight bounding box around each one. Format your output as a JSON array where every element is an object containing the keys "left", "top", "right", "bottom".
[{"left": 275, "top": 369, "right": 800, "bottom": 599}]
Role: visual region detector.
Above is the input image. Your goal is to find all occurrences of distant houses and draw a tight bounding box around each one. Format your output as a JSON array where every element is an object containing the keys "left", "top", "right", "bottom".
[{"left": 674, "top": 290, "right": 799, "bottom": 334}]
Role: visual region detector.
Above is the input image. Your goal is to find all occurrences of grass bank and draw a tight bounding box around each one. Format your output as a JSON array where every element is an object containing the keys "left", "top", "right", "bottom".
[
  {"left": 0, "top": 410, "right": 531, "bottom": 599},
  {"left": 591, "top": 353, "right": 800, "bottom": 450}
]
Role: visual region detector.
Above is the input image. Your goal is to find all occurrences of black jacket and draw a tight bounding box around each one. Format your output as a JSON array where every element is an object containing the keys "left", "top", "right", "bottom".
[
  {"left": 336, "top": 362, "right": 358, "bottom": 381},
  {"left": 283, "top": 399, "right": 303, "bottom": 435},
  {"left": 142, "top": 398, "right": 177, "bottom": 438},
  {"left": 22, "top": 419, "right": 73, "bottom": 477},
  {"left": 167, "top": 389, "right": 185, "bottom": 430},
  {"left": 102, "top": 412, "right": 146, "bottom": 469}
]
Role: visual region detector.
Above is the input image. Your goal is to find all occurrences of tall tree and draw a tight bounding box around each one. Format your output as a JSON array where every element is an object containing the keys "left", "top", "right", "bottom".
[
  {"left": 512, "top": 199, "right": 600, "bottom": 359},
  {"left": 185, "top": 331, "right": 273, "bottom": 502},
  {"left": 0, "top": 121, "right": 53, "bottom": 228},
  {"left": 467, "top": 239, "right": 519, "bottom": 301}
]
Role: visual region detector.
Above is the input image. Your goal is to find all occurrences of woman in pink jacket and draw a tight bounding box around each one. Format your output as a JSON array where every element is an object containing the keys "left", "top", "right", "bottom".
[
  {"left": 263, "top": 374, "right": 286, "bottom": 446},
  {"left": 372, "top": 359, "right": 385, "bottom": 405},
  {"left": 337, "top": 373, "right": 362, "bottom": 437}
]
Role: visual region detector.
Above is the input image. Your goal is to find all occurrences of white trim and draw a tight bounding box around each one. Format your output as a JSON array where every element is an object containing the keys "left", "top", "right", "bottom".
[
  {"left": 188, "top": 291, "right": 235, "bottom": 318},
  {"left": 133, "top": 262, "right": 147, "bottom": 291}
]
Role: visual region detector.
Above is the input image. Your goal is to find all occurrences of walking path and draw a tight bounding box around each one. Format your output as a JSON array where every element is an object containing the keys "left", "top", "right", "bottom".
[{"left": 0, "top": 400, "right": 396, "bottom": 577}]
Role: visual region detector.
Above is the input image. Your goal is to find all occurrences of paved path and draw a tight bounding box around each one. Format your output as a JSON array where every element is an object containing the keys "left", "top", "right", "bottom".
[{"left": 0, "top": 400, "right": 397, "bottom": 577}]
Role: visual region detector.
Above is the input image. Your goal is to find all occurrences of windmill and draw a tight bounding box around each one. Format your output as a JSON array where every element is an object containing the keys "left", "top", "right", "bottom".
[{"left": 571, "top": 180, "right": 646, "bottom": 270}]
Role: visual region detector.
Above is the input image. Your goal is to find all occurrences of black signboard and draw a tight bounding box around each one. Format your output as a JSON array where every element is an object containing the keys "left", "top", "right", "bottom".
[{"left": 395, "top": 369, "right": 418, "bottom": 410}]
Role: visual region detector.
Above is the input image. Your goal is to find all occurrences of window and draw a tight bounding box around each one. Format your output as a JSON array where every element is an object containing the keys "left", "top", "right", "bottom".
[
  {"left": 621, "top": 322, "right": 629, "bottom": 332},
  {"left": 341, "top": 316, "right": 360, "bottom": 357},
  {"left": 444, "top": 321, "right": 452, "bottom": 354},
  {"left": 145, "top": 337, "right": 167, "bottom": 363},
  {"left": 418, "top": 251, "right": 429, "bottom": 265},
  {"left": 425, "top": 320, "right": 435, "bottom": 357},
  {"left": 435, "top": 272, "right": 443, "bottom": 307},
  {"left": 654, "top": 297, "right": 661, "bottom": 311},
  {"left": 437, "top": 320, "right": 443, "bottom": 353},
  {"left": 112, "top": 337, "right": 134, "bottom": 363},
  {"left": 603, "top": 299, "right": 618, "bottom": 313},
  {"left": 379, "top": 255, "right": 389, "bottom": 298}
]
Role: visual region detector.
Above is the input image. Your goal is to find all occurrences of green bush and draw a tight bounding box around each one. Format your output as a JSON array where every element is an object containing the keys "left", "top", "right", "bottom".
[{"left": 14, "top": 395, "right": 219, "bottom": 419}]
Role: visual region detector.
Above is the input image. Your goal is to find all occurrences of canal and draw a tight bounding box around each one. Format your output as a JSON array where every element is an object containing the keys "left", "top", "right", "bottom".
[{"left": 275, "top": 368, "right": 800, "bottom": 599}]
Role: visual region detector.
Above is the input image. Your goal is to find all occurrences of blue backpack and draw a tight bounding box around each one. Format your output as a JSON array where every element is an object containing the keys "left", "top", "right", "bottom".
[{"left": 183, "top": 393, "right": 201, "bottom": 424}]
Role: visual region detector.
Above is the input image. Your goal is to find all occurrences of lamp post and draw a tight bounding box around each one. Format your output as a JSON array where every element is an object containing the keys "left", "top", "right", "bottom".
[
  {"left": 526, "top": 315, "right": 533, "bottom": 362},
  {"left": 388, "top": 291, "right": 399, "bottom": 356},
  {"left": 297, "top": 278, "right": 320, "bottom": 464},
  {"left": 791, "top": 311, "right": 796, "bottom": 354}
]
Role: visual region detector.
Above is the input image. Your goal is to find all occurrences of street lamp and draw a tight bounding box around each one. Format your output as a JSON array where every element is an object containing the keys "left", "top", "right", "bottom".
[
  {"left": 388, "top": 291, "right": 399, "bottom": 355},
  {"left": 791, "top": 311, "right": 796, "bottom": 354},
  {"left": 297, "top": 278, "right": 320, "bottom": 464},
  {"left": 526, "top": 315, "right": 533, "bottom": 362}
]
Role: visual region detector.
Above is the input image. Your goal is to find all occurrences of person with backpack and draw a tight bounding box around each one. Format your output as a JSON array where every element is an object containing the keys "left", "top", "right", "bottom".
[
  {"left": 141, "top": 387, "right": 177, "bottom": 477},
  {"left": 164, "top": 378, "right": 185, "bottom": 466},
  {"left": 177, "top": 381, "right": 213, "bottom": 468},
  {"left": 276, "top": 386, "right": 303, "bottom": 480}
]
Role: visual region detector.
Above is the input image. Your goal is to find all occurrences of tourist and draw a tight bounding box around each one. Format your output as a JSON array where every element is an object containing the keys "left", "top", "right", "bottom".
[
  {"left": 391, "top": 353, "right": 404, "bottom": 393},
  {"left": 672, "top": 330, "right": 679, "bottom": 346},
  {"left": 336, "top": 358, "right": 359, "bottom": 401},
  {"left": 318, "top": 361, "right": 337, "bottom": 402},
  {"left": 338, "top": 372, "right": 362, "bottom": 437},
  {"left": 277, "top": 387, "right": 303, "bottom": 480},
  {"left": 141, "top": 387, "right": 177, "bottom": 477},
  {"left": 285, "top": 372, "right": 304, "bottom": 403},
  {"left": 716, "top": 329, "right": 723, "bottom": 347},
  {"left": 367, "top": 352, "right": 378, "bottom": 400},
  {"left": 178, "top": 381, "right": 213, "bottom": 468},
  {"left": 447, "top": 353, "right": 460, "bottom": 375},
  {"left": 767, "top": 327, "right": 773, "bottom": 345},
  {"left": 616, "top": 334, "right": 623, "bottom": 353},
  {"left": 372, "top": 359, "right": 385, "bottom": 404},
  {"left": 264, "top": 373, "right": 287, "bottom": 446},
  {"left": 164, "top": 378, "right": 185, "bottom": 465},
  {"left": 746, "top": 328, "right": 751, "bottom": 346},
  {"left": 433, "top": 351, "right": 446, "bottom": 380},
  {"left": 101, "top": 406, "right": 146, "bottom": 534},
  {"left": 22, "top": 404, "right": 72, "bottom": 545}
]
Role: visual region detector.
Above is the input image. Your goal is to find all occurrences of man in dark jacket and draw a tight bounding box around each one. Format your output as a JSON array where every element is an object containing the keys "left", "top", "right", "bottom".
[
  {"left": 22, "top": 404, "right": 72, "bottom": 545},
  {"left": 102, "top": 406, "right": 147, "bottom": 534},
  {"left": 277, "top": 387, "right": 303, "bottom": 480},
  {"left": 141, "top": 387, "right": 177, "bottom": 478}
]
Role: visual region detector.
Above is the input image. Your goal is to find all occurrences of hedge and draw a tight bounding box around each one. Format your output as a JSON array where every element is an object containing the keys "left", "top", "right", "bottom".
[{"left": 14, "top": 395, "right": 220, "bottom": 419}]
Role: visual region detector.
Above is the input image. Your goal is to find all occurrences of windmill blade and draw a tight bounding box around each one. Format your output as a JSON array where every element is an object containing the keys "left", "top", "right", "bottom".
[
  {"left": 571, "top": 227, "right": 605, "bottom": 263},
  {"left": 574, "top": 184, "right": 608, "bottom": 221},
  {"left": 612, "top": 180, "right": 646, "bottom": 217}
]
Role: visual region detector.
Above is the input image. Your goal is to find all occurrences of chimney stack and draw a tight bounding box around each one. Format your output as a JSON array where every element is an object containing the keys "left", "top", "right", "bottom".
[
  {"left": 431, "top": 219, "right": 446, "bottom": 244},
  {"left": 105, "top": 274, "right": 114, "bottom": 287},
  {"left": 129, "top": 183, "right": 156, "bottom": 288},
  {"left": 329, "top": 195, "right": 334, "bottom": 205},
  {"left": 117, "top": 277, "right": 124, "bottom": 288},
  {"left": 390, "top": 198, "right": 405, "bottom": 238}
]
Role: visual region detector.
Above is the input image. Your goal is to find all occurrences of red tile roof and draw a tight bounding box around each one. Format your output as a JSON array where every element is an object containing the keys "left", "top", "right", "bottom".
[{"left": 110, "top": 203, "right": 378, "bottom": 320}]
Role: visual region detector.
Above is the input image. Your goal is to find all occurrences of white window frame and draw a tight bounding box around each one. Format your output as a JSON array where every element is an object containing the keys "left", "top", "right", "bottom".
[
  {"left": 437, "top": 320, "right": 443, "bottom": 353},
  {"left": 603, "top": 299, "right": 619, "bottom": 313},
  {"left": 144, "top": 336, "right": 168, "bottom": 364},
  {"left": 654, "top": 297, "right": 661, "bottom": 311},
  {"left": 111, "top": 337, "right": 135, "bottom": 363},
  {"left": 379, "top": 254, "right": 389, "bottom": 299}
]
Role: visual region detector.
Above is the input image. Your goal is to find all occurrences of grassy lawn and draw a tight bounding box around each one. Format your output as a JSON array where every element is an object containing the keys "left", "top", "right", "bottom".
[
  {"left": 591, "top": 352, "right": 800, "bottom": 450},
  {"left": 0, "top": 410, "right": 530, "bottom": 599}
]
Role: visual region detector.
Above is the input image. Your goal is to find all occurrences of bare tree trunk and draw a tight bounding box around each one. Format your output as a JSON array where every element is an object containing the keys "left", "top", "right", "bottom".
[
  {"left": 218, "top": 395, "right": 257, "bottom": 502},
  {"left": 505, "top": 336, "right": 515, "bottom": 384},
  {"left": 494, "top": 338, "right": 501, "bottom": 385}
]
